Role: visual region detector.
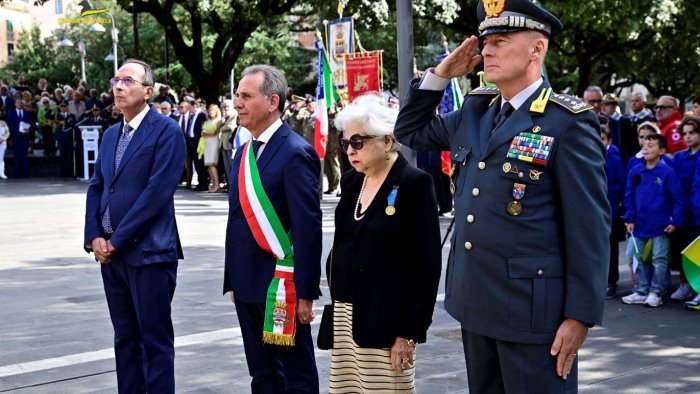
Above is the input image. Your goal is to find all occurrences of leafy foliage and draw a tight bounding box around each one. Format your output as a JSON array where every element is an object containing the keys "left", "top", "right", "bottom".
[{"left": 3, "top": 0, "right": 699, "bottom": 104}]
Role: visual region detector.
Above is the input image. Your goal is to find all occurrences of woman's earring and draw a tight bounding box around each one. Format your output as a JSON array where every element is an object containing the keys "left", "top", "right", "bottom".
[{"left": 385, "top": 152, "right": 390, "bottom": 160}]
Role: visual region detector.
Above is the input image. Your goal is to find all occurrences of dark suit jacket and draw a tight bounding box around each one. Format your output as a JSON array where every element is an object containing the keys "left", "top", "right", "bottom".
[
  {"left": 223, "top": 122, "right": 322, "bottom": 303},
  {"left": 187, "top": 111, "right": 205, "bottom": 140},
  {"left": 84, "top": 106, "right": 186, "bottom": 265},
  {"left": 0, "top": 96, "right": 13, "bottom": 118},
  {"left": 395, "top": 78, "right": 610, "bottom": 344},
  {"left": 6, "top": 109, "right": 36, "bottom": 145},
  {"left": 329, "top": 155, "right": 442, "bottom": 348}
]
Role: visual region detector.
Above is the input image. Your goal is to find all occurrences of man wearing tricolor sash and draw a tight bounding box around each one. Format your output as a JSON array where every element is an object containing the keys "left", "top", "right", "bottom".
[{"left": 224, "top": 64, "right": 322, "bottom": 393}]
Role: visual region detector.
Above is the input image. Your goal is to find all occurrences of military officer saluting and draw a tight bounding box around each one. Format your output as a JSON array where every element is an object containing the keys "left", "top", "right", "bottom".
[{"left": 394, "top": 0, "right": 610, "bottom": 392}]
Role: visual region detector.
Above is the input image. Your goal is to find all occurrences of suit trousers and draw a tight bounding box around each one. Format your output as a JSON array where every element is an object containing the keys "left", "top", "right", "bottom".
[
  {"left": 323, "top": 150, "right": 340, "bottom": 192},
  {"left": 461, "top": 329, "right": 577, "bottom": 394},
  {"left": 101, "top": 258, "right": 178, "bottom": 394},
  {"left": 12, "top": 133, "right": 29, "bottom": 177},
  {"left": 221, "top": 148, "right": 234, "bottom": 186},
  {"left": 186, "top": 137, "right": 208, "bottom": 187},
  {"left": 234, "top": 300, "right": 319, "bottom": 394}
]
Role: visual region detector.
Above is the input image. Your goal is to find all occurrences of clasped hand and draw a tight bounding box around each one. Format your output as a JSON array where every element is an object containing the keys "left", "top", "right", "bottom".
[{"left": 91, "top": 237, "right": 116, "bottom": 264}]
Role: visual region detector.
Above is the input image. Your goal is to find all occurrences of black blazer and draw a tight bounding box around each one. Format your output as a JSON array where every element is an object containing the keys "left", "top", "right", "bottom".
[{"left": 328, "top": 154, "right": 442, "bottom": 348}]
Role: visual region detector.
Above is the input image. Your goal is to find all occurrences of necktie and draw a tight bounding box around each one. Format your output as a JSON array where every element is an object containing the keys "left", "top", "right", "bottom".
[
  {"left": 102, "top": 124, "right": 133, "bottom": 234},
  {"left": 252, "top": 139, "right": 264, "bottom": 160},
  {"left": 492, "top": 102, "right": 514, "bottom": 133}
]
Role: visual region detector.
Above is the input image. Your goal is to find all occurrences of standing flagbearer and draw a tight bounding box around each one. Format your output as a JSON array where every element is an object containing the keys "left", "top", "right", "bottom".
[
  {"left": 84, "top": 59, "right": 185, "bottom": 393},
  {"left": 394, "top": 0, "right": 611, "bottom": 392},
  {"left": 224, "top": 64, "right": 322, "bottom": 393}
]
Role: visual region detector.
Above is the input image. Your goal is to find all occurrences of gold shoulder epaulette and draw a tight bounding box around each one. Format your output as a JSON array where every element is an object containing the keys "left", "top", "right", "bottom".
[
  {"left": 469, "top": 86, "right": 500, "bottom": 95},
  {"left": 549, "top": 93, "right": 592, "bottom": 114}
]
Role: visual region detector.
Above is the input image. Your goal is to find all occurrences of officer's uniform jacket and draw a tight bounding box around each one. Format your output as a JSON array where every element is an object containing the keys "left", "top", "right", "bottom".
[{"left": 394, "top": 78, "right": 611, "bottom": 344}]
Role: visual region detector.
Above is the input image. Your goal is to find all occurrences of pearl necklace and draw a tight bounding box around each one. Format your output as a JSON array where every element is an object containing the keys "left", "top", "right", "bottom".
[{"left": 353, "top": 175, "right": 368, "bottom": 221}]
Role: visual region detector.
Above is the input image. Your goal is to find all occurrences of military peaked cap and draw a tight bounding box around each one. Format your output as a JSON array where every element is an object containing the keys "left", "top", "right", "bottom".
[{"left": 477, "top": 0, "right": 563, "bottom": 37}]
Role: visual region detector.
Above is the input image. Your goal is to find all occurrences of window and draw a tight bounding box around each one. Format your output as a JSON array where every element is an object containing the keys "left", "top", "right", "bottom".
[
  {"left": 55, "top": 0, "right": 63, "bottom": 15},
  {"left": 6, "top": 21, "right": 13, "bottom": 42},
  {"left": 7, "top": 43, "right": 15, "bottom": 61}
]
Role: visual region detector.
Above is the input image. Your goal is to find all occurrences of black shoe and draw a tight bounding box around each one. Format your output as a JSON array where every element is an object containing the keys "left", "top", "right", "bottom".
[
  {"left": 194, "top": 185, "right": 208, "bottom": 191},
  {"left": 606, "top": 285, "right": 617, "bottom": 299},
  {"left": 323, "top": 189, "right": 337, "bottom": 195}
]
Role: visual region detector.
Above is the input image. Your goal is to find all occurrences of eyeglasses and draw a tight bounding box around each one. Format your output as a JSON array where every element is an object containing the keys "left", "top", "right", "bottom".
[
  {"left": 585, "top": 99, "right": 603, "bottom": 104},
  {"left": 654, "top": 105, "right": 674, "bottom": 111},
  {"left": 339, "top": 134, "right": 379, "bottom": 153},
  {"left": 109, "top": 77, "right": 150, "bottom": 88}
]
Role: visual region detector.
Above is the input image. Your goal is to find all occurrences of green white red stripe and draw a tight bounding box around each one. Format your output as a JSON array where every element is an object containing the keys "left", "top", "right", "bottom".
[{"left": 238, "top": 140, "right": 297, "bottom": 345}]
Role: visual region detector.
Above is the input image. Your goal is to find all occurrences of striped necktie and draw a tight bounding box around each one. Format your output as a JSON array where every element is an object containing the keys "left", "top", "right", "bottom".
[{"left": 101, "top": 123, "right": 133, "bottom": 234}]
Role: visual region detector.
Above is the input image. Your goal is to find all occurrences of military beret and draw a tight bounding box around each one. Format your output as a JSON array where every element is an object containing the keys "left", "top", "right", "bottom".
[{"left": 477, "top": 0, "right": 563, "bottom": 38}]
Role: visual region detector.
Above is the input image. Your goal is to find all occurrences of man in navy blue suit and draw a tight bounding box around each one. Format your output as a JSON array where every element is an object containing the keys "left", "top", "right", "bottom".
[
  {"left": 84, "top": 59, "right": 185, "bottom": 393},
  {"left": 224, "top": 65, "right": 322, "bottom": 393},
  {"left": 6, "top": 99, "right": 35, "bottom": 177}
]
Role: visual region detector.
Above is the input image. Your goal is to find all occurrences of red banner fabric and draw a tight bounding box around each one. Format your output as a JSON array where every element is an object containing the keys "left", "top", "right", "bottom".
[{"left": 345, "top": 51, "right": 380, "bottom": 102}]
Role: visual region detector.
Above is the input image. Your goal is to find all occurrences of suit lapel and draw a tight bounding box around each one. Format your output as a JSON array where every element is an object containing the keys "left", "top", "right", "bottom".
[
  {"left": 229, "top": 146, "right": 245, "bottom": 212},
  {"left": 478, "top": 97, "right": 500, "bottom": 155},
  {"left": 101, "top": 125, "right": 118, "bottom": 186},
  {"left": 255, "top": 124, "right": 289, "bottom": 173},
  {"left": 113, "top": 107, "right": 157, "bottom": 182}
]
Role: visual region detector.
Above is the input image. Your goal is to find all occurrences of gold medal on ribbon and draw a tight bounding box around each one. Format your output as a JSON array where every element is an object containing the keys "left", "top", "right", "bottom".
[
  {"left": 507, "top": 201, "right": 522, "bottom": 216},
  {"left": 385, "top": 206, "right": 396, "bottom": 216}
]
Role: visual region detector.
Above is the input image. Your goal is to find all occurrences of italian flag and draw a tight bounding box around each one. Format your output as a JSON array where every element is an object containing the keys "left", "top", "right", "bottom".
[{"left": 314, "top": 40, "right": 340, "bottom": 159}]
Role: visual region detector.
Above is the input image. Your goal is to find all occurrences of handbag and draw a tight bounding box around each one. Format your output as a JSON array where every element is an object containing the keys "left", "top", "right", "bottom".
[{"left": 317, "top": 249, "right": 334, "bottom": 350}]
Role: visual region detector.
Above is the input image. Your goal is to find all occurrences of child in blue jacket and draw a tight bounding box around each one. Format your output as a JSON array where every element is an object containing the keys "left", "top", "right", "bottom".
[{"left": 622, "top": 134, "right": 686, "bottom": 307}]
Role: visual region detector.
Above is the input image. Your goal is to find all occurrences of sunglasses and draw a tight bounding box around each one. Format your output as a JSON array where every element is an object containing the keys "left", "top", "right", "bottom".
[
  {"left": 109, "top": 77, "right": 151, "bottom": 88},
  {"left": 653, "top": 105, "right": 674, "bottom": 111},
  {"left": 339, "top": 134, "right": 379, "bottom": 153}
]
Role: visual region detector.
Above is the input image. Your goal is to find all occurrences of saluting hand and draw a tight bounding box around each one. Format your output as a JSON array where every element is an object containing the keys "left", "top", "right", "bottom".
[
  {"left": 550, "top": 318, "right": 588, "bottom": 380},
  {"left": 434, "top": 36, "right": 483, "bottom": 80}
]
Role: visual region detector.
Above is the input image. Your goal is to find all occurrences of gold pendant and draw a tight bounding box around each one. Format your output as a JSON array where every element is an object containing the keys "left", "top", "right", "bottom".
[
  {"left": 507, "top": 201, "right": 522, "bottom": 216},
  {"left": 385, "top": 206, "right": 396, "bottom": 216}
]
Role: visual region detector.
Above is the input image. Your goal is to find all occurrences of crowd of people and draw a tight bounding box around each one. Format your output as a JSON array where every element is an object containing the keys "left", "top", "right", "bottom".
[
  {"left": 5, "top": 2, "right": 700, "bottom": 392},
  {"left": 582, "top": 87, "right": 700, "bottom": 309}
]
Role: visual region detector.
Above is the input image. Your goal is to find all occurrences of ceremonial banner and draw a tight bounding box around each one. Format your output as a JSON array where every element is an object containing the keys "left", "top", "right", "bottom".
[
  {"left": 345, "top": 51, "right": 381, "bottom": 102},
  {"left": 682, "top": 235, "right": 700, "bottom": 293},
  {"left": 437, "top": 53, "right": 464, "bottom": 176},
  {"left": 327, "top": 17, "right": 353, "bottom": 89},
  {"left": 315, "top": 40, "right": 340, "bottom": 159}
]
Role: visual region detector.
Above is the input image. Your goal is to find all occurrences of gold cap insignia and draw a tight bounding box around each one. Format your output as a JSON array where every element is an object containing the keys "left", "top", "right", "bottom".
[{"left": 483, "top": 0, "right": 507, "bottom": 18}]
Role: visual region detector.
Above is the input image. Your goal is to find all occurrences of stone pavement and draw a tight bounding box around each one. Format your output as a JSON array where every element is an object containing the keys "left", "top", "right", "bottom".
[{"left": 1, "top": 179, "right": 699, "bottom": 393}]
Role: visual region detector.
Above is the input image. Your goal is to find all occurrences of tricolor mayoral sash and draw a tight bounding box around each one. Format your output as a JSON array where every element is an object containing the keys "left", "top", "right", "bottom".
[{"left": 238, "top": 140, "right": 297, "bottom": 346}]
